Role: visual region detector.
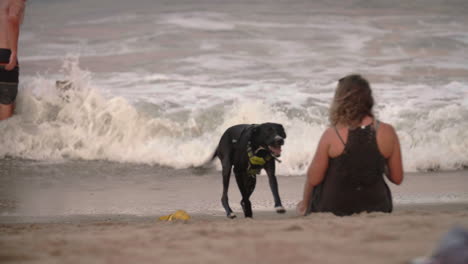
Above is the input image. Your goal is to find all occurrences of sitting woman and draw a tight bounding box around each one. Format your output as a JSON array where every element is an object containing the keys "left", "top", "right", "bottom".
[{"left": 297, "top": 74, "right": 403, "bottom": 216}]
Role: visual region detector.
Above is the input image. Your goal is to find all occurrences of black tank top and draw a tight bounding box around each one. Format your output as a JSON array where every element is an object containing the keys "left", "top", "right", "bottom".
[{"left": 308, "top": 122, "right": 393, "bottom": 216}]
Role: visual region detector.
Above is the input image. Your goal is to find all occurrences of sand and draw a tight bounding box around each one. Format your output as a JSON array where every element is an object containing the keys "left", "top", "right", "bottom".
[
  {"left": 0, "top": 161, "right": 467, "bottom": 264},
  {"left": 1, "top": 204, "right": 468, "bottom": 264}
]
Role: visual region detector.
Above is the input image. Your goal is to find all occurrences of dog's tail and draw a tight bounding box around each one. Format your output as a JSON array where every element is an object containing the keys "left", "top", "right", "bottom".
[
  {"left": 192, "top": 149, "right": 218, "bottom": 169},
  {"left": 210, "top": 149, "right": 218, "bottom": 162}
]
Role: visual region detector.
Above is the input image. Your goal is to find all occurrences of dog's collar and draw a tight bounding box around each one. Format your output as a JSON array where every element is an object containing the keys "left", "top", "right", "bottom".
[
  {"left": 246, "top": 141, "right": 273, "bottom": 176},
  {"left": 248, "top": 144, "right": 271, "bottom": 165}
]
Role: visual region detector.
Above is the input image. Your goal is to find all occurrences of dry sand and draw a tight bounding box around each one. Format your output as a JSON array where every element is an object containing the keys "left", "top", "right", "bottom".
[{"left": 1, "top": 204, "right": 467, "bottom": 264}]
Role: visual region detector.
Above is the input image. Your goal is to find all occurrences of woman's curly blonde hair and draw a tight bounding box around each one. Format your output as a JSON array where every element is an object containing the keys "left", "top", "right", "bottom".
[{"left": 329, "top": 74, "right": 374, "bottom": 127}]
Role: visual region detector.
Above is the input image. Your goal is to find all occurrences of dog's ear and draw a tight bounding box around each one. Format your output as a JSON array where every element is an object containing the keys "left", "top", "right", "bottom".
[
  {"left": 277, "top": 124, "right": 286, "bottom": 138},
  {"left": 250, "top": 124, "right": 261, "bottom": 140},
  {"left": 251, "top": 124, "right": 259, "bottom": 135}
]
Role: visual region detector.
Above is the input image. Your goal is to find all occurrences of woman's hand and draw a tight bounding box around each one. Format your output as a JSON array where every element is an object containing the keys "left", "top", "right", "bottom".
[{"left": 296, "top": 200, "right": 307, "bottom": 216}]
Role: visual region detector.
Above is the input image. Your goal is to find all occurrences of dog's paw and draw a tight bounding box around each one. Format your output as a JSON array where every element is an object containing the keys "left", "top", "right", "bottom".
[
  {"left": 275, "top": 206, "right": 286, "bottom": 214},
  {"left": 227, "top": 212, "right": 237, "bottom": 219}
]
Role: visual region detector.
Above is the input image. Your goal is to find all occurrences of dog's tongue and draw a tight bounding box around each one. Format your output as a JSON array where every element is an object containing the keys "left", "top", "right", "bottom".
[{"left": 268, "top": 146, "right": 282, "bottom": 157}]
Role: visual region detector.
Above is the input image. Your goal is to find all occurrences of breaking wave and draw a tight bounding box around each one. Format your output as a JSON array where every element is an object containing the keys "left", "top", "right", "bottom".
[{"left": 1, "top": 60, "right": 467, "bottom": 174}]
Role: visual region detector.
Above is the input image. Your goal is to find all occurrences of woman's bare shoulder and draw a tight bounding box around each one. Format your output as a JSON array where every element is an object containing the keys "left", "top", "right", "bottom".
[
  {"left": 378, "top": 121, "right": 397, "bottom": 137},
  {"left": 321, "top": 126, "right": 336, "bottom": 140},
  {"left": 376, "top": 121, "right": 399, "bottom": 158},
  {"left": 313, "top": 127, "right": 336, "bottom": 149}
]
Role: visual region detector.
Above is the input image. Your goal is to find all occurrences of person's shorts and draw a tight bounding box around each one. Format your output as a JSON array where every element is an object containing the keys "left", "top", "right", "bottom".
[{"left": 0, "top": 66, "right": 19, "bottom": 105}]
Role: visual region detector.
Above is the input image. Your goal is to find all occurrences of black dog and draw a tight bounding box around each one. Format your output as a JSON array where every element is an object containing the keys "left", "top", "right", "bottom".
[{"left": 213, "top": 123, "right": 286, "bottom": 218}]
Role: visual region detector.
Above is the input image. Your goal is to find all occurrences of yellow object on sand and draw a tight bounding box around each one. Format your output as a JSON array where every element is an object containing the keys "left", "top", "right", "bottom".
[{"left": 158, "top": 210, "right": 191, "bottom": 221}]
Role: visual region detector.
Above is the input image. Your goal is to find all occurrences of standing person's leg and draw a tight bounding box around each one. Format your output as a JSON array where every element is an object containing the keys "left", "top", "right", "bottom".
[
  {"left": 0, "top": 0, "right": 26, "bottom": 120},
  {"left": 0, "top": 104, "right": 14, "bottom": 120},
  {"left": 0, "top": 65, "right": 19, "bottom": 120}
]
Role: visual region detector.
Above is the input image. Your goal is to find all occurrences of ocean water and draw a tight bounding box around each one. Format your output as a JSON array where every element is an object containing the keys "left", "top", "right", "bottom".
[{"left": 1, "top": 0, "right": 468, "bottom": 175}]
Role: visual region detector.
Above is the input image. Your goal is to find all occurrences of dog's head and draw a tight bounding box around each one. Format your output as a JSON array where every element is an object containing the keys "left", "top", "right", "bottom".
[{"left": 251, "top": 123, "right": 286, "bottom": 157}]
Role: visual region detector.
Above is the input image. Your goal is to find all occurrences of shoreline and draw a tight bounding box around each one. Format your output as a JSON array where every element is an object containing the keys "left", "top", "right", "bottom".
[{"left": 1, "top": 158, "right": 467, "bottom": 219}]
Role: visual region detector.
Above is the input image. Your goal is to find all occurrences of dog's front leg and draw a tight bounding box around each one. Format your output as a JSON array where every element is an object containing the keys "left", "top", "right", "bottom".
[{"left": 265, "top": 161, "right": 286, "bottom": 213}]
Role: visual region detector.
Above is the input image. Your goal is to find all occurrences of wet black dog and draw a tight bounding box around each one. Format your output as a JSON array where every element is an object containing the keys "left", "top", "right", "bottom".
[{"left": 213, "top": 123, "right": 286, "bottom": 218}]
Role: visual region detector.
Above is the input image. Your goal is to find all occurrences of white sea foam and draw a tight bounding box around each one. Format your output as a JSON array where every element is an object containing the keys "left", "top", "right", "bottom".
[
  {"left": 159, "top": 12, "right": 235, "bottom": 31},
  {"left": 1, "top": 61, "right": 467, "bottom": 174},
  {"left": 68, "top": 14, "right": 139, "bottom": 26},
  {"left": 7, "top": 0, "right": 468, "bottom": 175}
]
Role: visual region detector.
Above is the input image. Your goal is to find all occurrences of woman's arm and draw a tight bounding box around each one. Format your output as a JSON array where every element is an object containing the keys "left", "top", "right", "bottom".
[
  {"left": 386, "top": 125, "right": 403, "bottom": 185},
  {"left": 297, "top": 129, "right": 331, "bottom": 215}
]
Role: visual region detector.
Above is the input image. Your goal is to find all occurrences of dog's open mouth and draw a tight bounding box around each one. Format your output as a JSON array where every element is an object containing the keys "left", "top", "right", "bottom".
[{"left": 268, "top": 145, "right": 282, "bottom": 157}]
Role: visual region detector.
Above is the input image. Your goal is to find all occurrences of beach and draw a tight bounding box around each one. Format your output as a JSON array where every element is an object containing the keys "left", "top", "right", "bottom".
[
  {"left": 1, "top": 0, "right": 468, "bottom": 263},
  {"left": 1, "top": 205, "right": 467, "bottom": 264},
  {"left": 1, "top": 160, "right": 467, "bottom": 264}
]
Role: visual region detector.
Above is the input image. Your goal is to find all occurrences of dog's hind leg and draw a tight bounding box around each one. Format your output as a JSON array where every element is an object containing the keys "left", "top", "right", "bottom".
[
  {"left": 221, "top": 158, "right": 236, "bottom": 219},
  {"left": 236, "top": 173, "right": 256, "bottom": 218}
]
